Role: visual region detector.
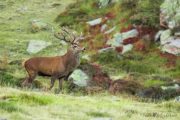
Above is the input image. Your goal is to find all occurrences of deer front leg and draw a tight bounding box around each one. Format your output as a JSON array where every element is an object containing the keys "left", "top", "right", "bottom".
[
  {"left": 64, "top": 71, "right": 73, "bottom": 81},
  {"left": 57, "top": 78, "right": 64, "bottom": 93},
  {"left": 49, "top": 76, "right": 56, "bottom": 90}
]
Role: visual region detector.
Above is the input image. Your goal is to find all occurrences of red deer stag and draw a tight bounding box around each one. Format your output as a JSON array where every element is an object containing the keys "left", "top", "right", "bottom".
[{"left": 22, "top": 28, "right": 85, "bottom": 92}]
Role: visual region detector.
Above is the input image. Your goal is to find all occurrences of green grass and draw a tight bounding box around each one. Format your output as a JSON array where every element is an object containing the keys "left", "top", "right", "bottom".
[
  {"left": 17, "top": 94, "right": 54, "bottom": 105},
  {"left": 0, "top": 87, "right": 179, "bottom": 120},
  {"left": 144, "top": 79, "right": 166, "bottom": 87},
  {"left": 87, "top": 111, "right": 111, "bottom": 117},
  {"left": 0, "top": 101, "right": 21, "bottom": 113}
]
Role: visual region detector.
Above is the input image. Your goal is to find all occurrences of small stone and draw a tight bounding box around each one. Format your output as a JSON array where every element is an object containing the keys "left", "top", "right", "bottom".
[
  {"left": 122, "top": 44, "right": 133, "bottom": 54},
  {"left": 31, "top": 20, "right": 49, "bottom": 32},
  {"left": 98, "top": 47, "right": 114, "bottom": 53},
  {"left": 99, "top": 0, "right": 111, "bottom": 8},
  {"left": 175, "top": 96, "right": 180, "bottom": 102},
  {"left": 87, "top": 18, "right": 102, "bottom": 26},
  {"left": 101, "top": 24, "right": 108, "bottom": 32},
  {"left": 104, "top": 26, "right": 116, "bottom": 34},
  {"left": 16, "top": 6, "right": 28, "bottom": 14}
]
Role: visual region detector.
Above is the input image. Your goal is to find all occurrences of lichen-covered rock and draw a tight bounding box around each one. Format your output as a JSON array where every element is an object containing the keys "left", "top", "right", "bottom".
[
  {"left": 160, "top": 30, "right": 172, "bottom": 45},
  {"left": 138, "top": 83, "right": 180, "bottom": 100},
  {"left": 158, "top": 0, "right": 180, "bottom": 56},
  {"left": 160, "top": 0, "right": 180, "bottom": 29},
  {"left": 161, "top": 38, "right": 180, "bottom": 56},
  {"left": 26, "top": 40, "right": 52, "bottom": 54},
  {"left": 107, "top": 29, "right": 138, "bottom": 47},
  {"left": 138, "top": 87, "right": 163, "bottom": 99},
  {"left": 98, "top": 0, "right": 117, "bottom": 8},
  {"left": 69, "top": 69, "right": 90, "bottom": 87}
]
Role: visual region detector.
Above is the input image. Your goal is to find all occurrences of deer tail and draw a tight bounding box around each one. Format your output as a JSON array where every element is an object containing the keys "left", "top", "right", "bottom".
[{"left": 21, "top": 59, "right": 26, "bottom": 67}]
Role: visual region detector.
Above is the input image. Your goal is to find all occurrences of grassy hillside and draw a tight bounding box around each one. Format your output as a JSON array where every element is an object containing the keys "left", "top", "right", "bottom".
[{"left": 0, "top": 0, "right": 180, "bottom": 120}]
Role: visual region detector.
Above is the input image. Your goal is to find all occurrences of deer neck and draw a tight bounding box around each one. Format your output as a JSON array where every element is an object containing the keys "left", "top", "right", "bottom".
[{"left": 63, "top": 49, "right": 80, "bottom": 70}]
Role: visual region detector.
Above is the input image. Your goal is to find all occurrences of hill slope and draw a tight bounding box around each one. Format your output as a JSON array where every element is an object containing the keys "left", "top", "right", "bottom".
[{"left": 0, "top": 0, "right": 180, "bottom": 120}]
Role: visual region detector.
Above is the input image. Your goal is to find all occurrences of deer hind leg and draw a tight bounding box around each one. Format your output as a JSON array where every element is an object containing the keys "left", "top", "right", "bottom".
[{"left": 22, "top": 69, "right": 37, "bottom": 87}]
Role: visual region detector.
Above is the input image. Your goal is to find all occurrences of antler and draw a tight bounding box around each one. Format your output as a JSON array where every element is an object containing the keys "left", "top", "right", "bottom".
[
  {"left": 54, "top": 27, "right": 85, "bottom": 44},
  {"left": 74, "top": 32, "right": 85, "bottom": 43},
  {"left": 54, "top": 27, "right": 71, "bottom": 44}
]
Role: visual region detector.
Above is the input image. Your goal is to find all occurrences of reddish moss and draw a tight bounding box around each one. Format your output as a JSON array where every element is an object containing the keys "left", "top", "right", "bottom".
[
  {"left": 90, "top": 63, "right": 112, "bottom": 89},
  {"left": 123, "top": 37, "right": 139, "bottom": 45},
  {"left": 109, "top": 79, "right": 143, "bottom": 95},
  {"left": 115, "top": 46, "right": 123, "bottom": 53},
  {"left": 160, "top": 52, "right": 179, "bottom": 67},
  {"left": 103, "top": 45, "right": 111, "bottom": 49},
  {"left": 120, "top": 24, "right": 133, "bottom": 32},
  {"left": 134, "top": 39, "right": 146, "bottom": 51},
  {"left": 105, "top": 12, "right": 116, "bottom": 20},
  {"left": 136, "top": 26, "right": 157, "bottom": 40}
]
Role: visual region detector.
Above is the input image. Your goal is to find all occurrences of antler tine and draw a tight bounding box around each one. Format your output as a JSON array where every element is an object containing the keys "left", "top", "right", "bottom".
[
  {"left": 60, "top": 32, "right": 71, "bottom": 43},
  {"left": 61, "top": 27, "right": 77, "bottom": 44},
  {"left": 74, "top": 32, "right": 85, "bottom": 43},
  {"left": 54, "top": 30, "right": 71, "bottom": 44},
  {"left": 71, "top": 31, "right": 78, "bottom": 43},
  {"left": 61, "top": 27, "right": 69, "bottom": 35}
]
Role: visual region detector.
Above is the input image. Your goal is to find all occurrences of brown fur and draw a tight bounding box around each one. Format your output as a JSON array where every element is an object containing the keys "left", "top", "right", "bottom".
[{"left": 22, "top": 48, "right": 84, "bottom": 92}]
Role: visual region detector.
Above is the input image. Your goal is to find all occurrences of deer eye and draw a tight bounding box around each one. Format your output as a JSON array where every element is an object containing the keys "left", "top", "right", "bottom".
[{"left": 73, "top": 45, "right": 78, "bottom": 48}]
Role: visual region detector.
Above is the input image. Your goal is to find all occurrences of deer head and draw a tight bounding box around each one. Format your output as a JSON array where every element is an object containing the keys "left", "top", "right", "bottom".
[{"left": 54, "top": 27, "right": 85, "bottom": 55}]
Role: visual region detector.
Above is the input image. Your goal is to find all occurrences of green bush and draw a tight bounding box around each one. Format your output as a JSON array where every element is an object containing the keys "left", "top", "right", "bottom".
[
  {"left": 121, "top": 0, "right": 164, "bottom": 27},
  {"left": 95, "top": 51, "right": 167, "bottom": 74},
  {"left": 93, "top": 50, "right": 121, "bottom": 64},
  {"left": 18, "top": 94, "right": 54, "bottom": 105},
  {"left": 55, "top": 0, "right": 98, "bottom": 26},
  {"left": 0, "top": 71, "right": 16, "bottom": 86},
  {"left": 0, "top": 101, "right": 21, "bottom": 113}
]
